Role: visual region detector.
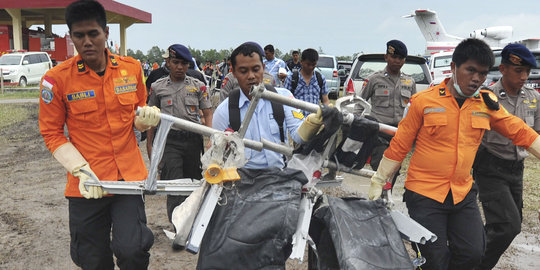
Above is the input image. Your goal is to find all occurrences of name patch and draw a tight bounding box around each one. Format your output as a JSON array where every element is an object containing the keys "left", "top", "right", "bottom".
[
  {"left": 472, "top": 111, "right": 490, "bottom": 118},
  {"left": 115, "top": 83, "right": 137, "bottom": 94},
  {"left": 67, "top": 90, "right": 95, "bottom": 102},
  {"left": 424, "top": 107, "right": 445, "bottom": 114}
]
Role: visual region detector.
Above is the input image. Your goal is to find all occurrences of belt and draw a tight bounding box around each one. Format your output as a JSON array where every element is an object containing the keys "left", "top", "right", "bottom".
[
  {"left": 482, "top": 148, "right": 524, "bottom": 171},
  {"left": 167, "top": 129, "right": 200, "bottom": 140}
]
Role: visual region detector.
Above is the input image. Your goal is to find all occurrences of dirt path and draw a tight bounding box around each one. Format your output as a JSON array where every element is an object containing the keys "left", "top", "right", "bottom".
[{"left": 0, "top": 103, "right": 538, "bottom": 269}]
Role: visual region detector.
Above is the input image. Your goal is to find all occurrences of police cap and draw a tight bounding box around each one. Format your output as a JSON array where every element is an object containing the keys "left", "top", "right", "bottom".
[
  {"left": 241, "top": 41, "right": 264, "bottom": 57},
  {"left": 386, "top": 39, "right": 407, "bottom": 57},
  {"left": 168, "top": 44, "right": 192, "bottom": 62},
  {"left": 501, "top": 43, "right": 537, "bottom": 68}
]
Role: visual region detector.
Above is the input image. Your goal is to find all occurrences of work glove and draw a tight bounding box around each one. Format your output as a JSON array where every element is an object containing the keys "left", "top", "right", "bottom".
[
  {"left": 73, "top": 164, "right": 108, "bottom": 199},
  {"left": 135, "top": 106, "right": 161, "bottom": 131},
  {"left": 295, "top": 104, "right": 343, "bottom": 154},
  {"left": 297, "top": 107, "right": 324, "bottom": 142},
  {"left": 527, "top": 136, "right": 540, "bottom": 159},
  {"left": 368, "top": 155, "right": 401, "bottom": 200},
  {"left": 53, "top": 142, "right": 107, "bottom": 199}
]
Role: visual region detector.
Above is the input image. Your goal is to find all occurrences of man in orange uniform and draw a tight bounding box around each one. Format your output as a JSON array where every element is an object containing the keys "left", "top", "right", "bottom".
[
  {"left": 368, "top": 38, "right": 540, "bottom": 270},
  {"left": 38, "top": 1, "right": 159, "bottom": 269}
]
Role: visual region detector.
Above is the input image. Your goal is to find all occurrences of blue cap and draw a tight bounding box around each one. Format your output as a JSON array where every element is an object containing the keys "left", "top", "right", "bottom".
[
  {"left": 386, "top": 39, "right": 407, "bottom": 57},
  {"left": 501, "top": 43, "right": 537, "bottom": 68},
  {"left": 241, "top": 41, "right": 264, "bottom": 57},
  {"left": 168, "top": 44, "right": 192, "bottom": 61}
]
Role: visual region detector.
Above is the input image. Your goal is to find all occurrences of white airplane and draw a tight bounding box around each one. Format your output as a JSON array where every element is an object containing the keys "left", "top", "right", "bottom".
[{"left": 405, "top": 9, "right": 515, "bottom": 55}]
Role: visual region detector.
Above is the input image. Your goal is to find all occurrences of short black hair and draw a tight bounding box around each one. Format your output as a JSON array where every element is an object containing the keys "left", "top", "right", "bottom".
[
  {"left": 301, "top": 48, "right": 319, "bottom": 62},
  {"left": 231, "top": 43, "right": 264, "bottom": 68},
  {"left": 292, "top": 50, "right": 299, "bottom": 55},
  {"left": 452, "top": 38, "right": 494, "bottom": 68},
  {"left": 65, "top": 0, "right": 107, "bottom": 31},
  {"left": 264, "top": 44, "right": 274, "bottom": 53}
]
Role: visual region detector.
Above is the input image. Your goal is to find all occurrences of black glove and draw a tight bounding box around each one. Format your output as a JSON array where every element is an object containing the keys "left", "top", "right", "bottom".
[{"left": 294, "top": 105, "right": 343, "bottom": 155}]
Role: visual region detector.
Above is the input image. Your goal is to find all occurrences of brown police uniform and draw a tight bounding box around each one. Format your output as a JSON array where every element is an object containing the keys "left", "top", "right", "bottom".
[
  {"left": 148, "top": 75, "right": 211, "bottom": 221},
  {"left": 360, "top": 67, "right": 417, "bottom": 179},
  {"left": 473, "top": 79, "right": 540, "bottom": 269}
]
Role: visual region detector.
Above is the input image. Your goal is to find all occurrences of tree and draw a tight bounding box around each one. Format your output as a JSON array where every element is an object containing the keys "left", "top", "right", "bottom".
[{"left": 147, "top": 46, "right": 163, "bottom": 65}]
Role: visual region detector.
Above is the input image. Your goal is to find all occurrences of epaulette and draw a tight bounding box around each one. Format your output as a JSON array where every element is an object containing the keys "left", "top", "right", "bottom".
[{"left": 480, "top": 87, "right": 500, "bottom": 110}]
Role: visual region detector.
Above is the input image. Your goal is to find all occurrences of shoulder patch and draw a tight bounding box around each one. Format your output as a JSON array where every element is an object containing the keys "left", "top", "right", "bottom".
[
  {"left": 41, "top": 87, "right": 53, "bottom": 104},
  {"left": 77, "top": 60, "right": 86, "bottom": 72},
  {"left": 109, "top": 55, "right": 118, "bottom": 66},
  {"left": 292, "top": 110, "right": 304, "bottom": 120},
  {"left": 481, "top": 90, "right": 500, "bottom": 110},
  {"left": 439, "top": 87, "right": 446, "bottom": 96}
]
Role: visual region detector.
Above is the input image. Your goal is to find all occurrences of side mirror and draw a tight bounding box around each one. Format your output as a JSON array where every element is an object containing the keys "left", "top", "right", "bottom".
[
  {"left": 338, "top": 70, "right": 346, "bottom": 76},
  {"left": 23, "top": 60, "right": 29, "bottom": 65}
]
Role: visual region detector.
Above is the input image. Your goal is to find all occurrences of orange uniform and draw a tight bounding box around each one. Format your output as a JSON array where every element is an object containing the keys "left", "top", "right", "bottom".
[
  {"left": 385, "top": 78, "right": 538, "bottom": 204},
  {"left": 39, "top": 49, "right": 148, "bottom": 197}
]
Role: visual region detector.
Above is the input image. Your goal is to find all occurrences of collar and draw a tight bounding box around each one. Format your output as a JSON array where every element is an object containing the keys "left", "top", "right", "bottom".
[
  {"left": 75, "top": 49, "right": 117, "bottom": 74},
  {"left": 238, "top": 88, "right": 251, "bottom": 109},
  {"left": 439, "top": 77, "right": 481, "bottom": 100}
]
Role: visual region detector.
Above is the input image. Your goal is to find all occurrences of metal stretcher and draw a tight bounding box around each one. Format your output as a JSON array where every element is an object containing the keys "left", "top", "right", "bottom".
[{"left": 83, "top": 84, "right": 436, "bottom": 264}]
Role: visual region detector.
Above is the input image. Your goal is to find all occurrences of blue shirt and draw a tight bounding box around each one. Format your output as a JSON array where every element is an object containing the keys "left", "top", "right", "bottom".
[
  {"left": 284, "top": 69, "right": 328, "bottom": 115},
  {"left": 213, "top": 87, "right": 305, "bottom": 169},
  {"left": 263, "top": 58, "right": 288, "bottom": 83}
]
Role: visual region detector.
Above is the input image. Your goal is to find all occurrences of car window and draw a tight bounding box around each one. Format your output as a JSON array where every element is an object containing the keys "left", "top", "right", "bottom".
[
  {"left": 354, "top": 60, "right": 428, "bottom": 84},
  {"left": 402, "top": 63, "right": 428, "bottom": 84},
  {"left": 434, "top": 55, "right": 452, "bottom": 68},
  {"left": 23, "top": 55, "right": 31, "bottom": 64},
  {"left": 354, "top": 60, "right": 386, "bottom": 79},
  {"left": 39, "top": 54, "right": 49, "bottom": 63},
  {"left": 29, "top": 54, "right": 41, "bottom": 64},
  {"left": 318, "top": 57, "right": 335, "bottom": 68},
  {"left": 0, "top": 55, "right": 22, "bottom": 65}
]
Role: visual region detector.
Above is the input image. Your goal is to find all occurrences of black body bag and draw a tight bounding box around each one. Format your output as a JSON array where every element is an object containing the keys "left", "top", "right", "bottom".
[
  {"left": 196, "top": 167, "right": 308, "bottom": 270},
  {"left": 308, "top": 196, "right": 413, "bottom": 270}
]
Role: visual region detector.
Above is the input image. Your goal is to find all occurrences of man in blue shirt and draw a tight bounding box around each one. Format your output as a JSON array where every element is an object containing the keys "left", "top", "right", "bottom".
[
  {"left": 213, "top": 42, "right": 324, "bottom": 168},
  {"left": 284, "top": 48, "right": 330, "bottom": 115},
  {"left": 199, "top": 42, "right": 329, "bottom": 269},
  {"left": 263, "top": 44, "right": 288, "bottom": 86}
]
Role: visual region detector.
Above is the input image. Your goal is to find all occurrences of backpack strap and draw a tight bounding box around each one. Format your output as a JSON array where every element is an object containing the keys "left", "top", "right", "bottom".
[
  {"left": 228, "top": 89, "right": 241, "bottom": 131},
  {"left": 291, "top": 70, "right": 299, "bottom": 94},
  {"left": 315, "top": 71, "right": 324, "bottom": 100},
  {"left": 228, "top": 86, "right": 285, "bottom": 143},
  {"left": 264, "top": 84, "right": 285, "bottom": 143}
]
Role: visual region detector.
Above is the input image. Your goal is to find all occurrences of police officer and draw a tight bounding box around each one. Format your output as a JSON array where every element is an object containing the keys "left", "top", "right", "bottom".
[
  {"left": 360, "top": 40, "right": 416, "bottom": 184},
  {"left": 147, "top": 44, "right": 213, "bottom": 223},
  {"left": 473, "top": 44, "right": 540, "bottom": 270}
]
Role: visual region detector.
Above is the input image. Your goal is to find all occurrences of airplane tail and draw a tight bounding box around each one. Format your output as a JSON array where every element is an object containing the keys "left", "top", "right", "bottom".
[{"left": 405, "top": 9, "right": 462, "bottom": 43}]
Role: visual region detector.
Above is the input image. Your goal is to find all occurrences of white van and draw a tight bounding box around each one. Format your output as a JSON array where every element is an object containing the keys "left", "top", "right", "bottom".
[
  {"left": 429, "top": 51, "right": 453, "bottom": 85},
  {"left": 0, "top": 51, "right": 53, "bottom": 87}
]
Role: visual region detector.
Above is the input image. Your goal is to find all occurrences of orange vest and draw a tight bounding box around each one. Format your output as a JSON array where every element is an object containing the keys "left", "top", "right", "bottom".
[
  {"left": 385, "top": 78, "right": 538, "bottom": 204},
  {"left": 39, "top": 50, "right": 148, "bottom": 197}
]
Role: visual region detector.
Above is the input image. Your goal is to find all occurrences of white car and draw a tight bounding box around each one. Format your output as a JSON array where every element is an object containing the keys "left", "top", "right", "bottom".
[
  {"left": 343, "top": 53, "right": 432, "bottom": 96},
  {"left": 317, "top": 54, "right": 340, "bottom": 99},
  {"left": 429, "top": 51, "right": 454, "bottom": 85},
  {"left": 0, "top": 51, "right": 53, "bottom": 87}
]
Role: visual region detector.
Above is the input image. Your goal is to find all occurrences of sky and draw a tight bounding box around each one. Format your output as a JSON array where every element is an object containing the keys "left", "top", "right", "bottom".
[{"left": 47, "top": 0, "right": 540, "bottom": 57}]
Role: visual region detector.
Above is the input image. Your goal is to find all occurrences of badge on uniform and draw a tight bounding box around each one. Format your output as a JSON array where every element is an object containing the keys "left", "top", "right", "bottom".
[
  {"left": 41, "top": 87, "right": 53, "bottom": 104},
  {"left": 292, "top": 110, "right": 304, "bottom": 120}
]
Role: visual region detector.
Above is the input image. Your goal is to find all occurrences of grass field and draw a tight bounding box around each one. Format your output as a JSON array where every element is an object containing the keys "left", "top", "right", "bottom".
[
  {"left": 0, "top": 88, "right": 40, "bottom": 99},
  {"left": 0, "top": 104, "right": 30, "bottom": 130}
]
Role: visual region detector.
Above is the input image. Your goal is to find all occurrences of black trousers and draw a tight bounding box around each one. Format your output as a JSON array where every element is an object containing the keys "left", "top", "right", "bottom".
[
  {"left": 404, "top": 187, "right": 485, "bottom": 270},
  {"left": 472, "top": 148, "right": 524, "bottom": 270},
  {"left": 161, "top": 133, "right": 203, "bottom": 223},
  {"left": 68, "top": 195, "right": 154, "bottom": 270}
]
